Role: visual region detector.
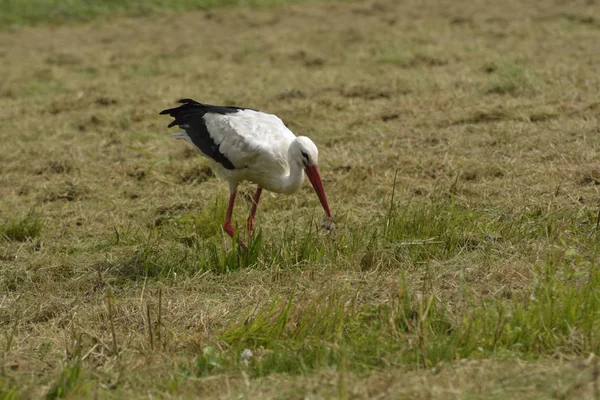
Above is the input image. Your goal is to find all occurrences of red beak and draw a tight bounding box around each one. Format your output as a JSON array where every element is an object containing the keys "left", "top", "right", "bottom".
[{"left": 305, "top": 165, "right": 332, "bottom": 218}]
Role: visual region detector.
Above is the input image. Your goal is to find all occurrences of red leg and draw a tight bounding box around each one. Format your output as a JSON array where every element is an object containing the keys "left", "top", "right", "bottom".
[
  {"left": 223, "top": 190, "right": 248, "bottom": 250},
  {"left": 247, "top": 186, "right": 262, "bottom": 235}
]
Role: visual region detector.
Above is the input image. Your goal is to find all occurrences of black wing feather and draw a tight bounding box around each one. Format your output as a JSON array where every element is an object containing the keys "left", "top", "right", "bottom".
[{"left": 160, "top": 98, "right": 254, "bottom": 170}]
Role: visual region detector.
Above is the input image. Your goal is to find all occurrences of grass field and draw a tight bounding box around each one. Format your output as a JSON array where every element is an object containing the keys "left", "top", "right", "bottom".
[{"left": 1, "top": 0, "right": 600, "bottom": 398}]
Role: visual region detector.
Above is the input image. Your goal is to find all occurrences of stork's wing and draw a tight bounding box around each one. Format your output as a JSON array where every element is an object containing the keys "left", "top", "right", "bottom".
[{"left": 160, "top": 99, "right": 295, "bottom": 172}]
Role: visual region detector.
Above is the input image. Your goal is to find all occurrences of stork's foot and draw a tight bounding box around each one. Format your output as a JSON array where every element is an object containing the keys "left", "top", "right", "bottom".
[{"left": 223, "top": 222, "right": 248, "bottom": 251}]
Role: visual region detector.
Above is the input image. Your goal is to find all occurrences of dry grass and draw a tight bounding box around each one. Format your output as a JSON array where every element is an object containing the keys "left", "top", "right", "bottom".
[{"left": 1, "top": 0, "right": 600, "bottom": 398}]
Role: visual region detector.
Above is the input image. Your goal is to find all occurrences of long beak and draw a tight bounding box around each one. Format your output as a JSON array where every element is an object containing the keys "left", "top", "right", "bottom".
[{"left": 305, "top": 165, "right": 332, "bottom": 218}]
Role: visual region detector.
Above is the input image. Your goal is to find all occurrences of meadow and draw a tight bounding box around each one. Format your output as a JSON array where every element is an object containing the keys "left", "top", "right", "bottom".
[{"left": 1, "top": 0, "right": 600, "bottom": 398}]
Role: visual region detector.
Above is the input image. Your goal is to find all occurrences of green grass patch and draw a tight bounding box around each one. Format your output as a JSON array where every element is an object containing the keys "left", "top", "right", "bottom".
[
  {"left": 142, "top": 197, "right": 600, "bottom": 377},
  {"left": 46, "top": 362, "right": 83, "bottom": 400},
  {"left": 201, "top": 249, "right": 600, "bottom": 376},
  {"left": 100, "top": 198, "right": 600, "bottom": 377},
  {"left": 485, "top": 59, "right": 534, "bottom": 96},
  {"left": 0, "top": 382, "right": 18, "bottom": 400},
  {"left": 104, "top": 220, "right": 327, "bottom": 279},
  {"left": 1, "top": 214, "right": 43, "bottom": 242},
  {"left": 0, "top": 0, "right": 345, "bottom": 26},
  {"left": 103, "top": 198, "right": 600, "bottom": 279},
  {"left": 379, "top": 199, "right": 599, "bottom": 269}
]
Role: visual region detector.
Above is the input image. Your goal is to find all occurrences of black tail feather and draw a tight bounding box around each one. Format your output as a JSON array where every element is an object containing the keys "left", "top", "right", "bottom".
[
  {"left": 178, "top": 98, "right": 203, "bottom": 106},
  {"left": 159, "top": 99, "right": 251, "bottom": 120},
  {"left": 158, "top": 98, "right": 248, "bottom": 171},
  {"left": 159, "top": 98, "right": 202, "bottom": 116}
]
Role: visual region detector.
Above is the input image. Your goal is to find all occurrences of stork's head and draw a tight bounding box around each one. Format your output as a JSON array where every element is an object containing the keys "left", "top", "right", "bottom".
[{"left": 293, "top": 136, "right": 332, "bottom": 218}]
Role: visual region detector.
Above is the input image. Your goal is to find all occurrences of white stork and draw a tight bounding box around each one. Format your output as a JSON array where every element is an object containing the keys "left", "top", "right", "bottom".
[{"left": 160, "top": 99, "right": 332, "bottom": 250}]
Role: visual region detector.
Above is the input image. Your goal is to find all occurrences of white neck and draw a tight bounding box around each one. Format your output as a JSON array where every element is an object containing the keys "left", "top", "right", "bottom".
[
  {"left": 279, "top": 156, "right": 305, "bottom": 195},
  {"left": 253, "top": 138, "right": 306, "bottom": 194}
]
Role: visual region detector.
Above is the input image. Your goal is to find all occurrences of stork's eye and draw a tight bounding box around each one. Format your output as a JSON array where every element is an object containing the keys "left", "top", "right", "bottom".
[{"left": 301, "top": 151, "right": 309, "bottom": 163}]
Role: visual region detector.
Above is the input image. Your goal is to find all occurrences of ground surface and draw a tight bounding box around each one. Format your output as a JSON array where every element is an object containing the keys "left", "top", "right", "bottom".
[{"left": 1, "top": 0, "right": 600, "bottom": 398}]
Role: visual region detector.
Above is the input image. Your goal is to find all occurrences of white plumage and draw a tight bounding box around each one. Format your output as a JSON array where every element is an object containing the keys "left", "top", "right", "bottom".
[{"left": 203, "top": 110, "right": 300, "bottom": 193}]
